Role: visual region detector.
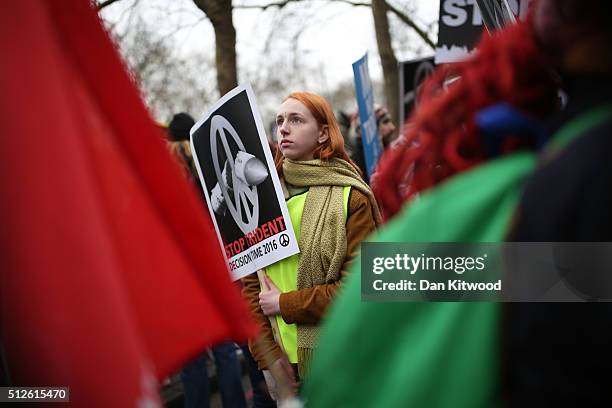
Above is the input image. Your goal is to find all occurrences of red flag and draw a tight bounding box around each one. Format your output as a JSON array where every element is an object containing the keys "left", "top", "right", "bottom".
[{"left": 0, "top": 1, "right": 256, "bottom": 406}]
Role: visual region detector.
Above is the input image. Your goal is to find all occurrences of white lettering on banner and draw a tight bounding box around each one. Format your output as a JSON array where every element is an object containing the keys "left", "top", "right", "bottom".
[
  {"left": 442, "top": 0, "right": 469, "bottom": 27},
  {"left": 363, "top": 117, "right": 378, "bottom": 143},
  {"left": 469, "top": 0, "right": 483, "bottom": 25},
  {"left": 441, "top": 0, "right": 521, "bottom": 27},
  {"left": 359, "top": 60, "right": 374, "bottom": 117}
]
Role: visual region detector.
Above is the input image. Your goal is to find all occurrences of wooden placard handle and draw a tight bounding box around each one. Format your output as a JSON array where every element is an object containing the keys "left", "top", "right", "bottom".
[{"left": 257, "top": 269, "right": 285, "bottom": 353}]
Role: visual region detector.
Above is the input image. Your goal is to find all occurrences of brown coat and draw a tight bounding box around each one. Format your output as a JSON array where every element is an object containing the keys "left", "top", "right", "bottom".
[{"left": 241, "top": 188, "right": 377, "bottom": 369}]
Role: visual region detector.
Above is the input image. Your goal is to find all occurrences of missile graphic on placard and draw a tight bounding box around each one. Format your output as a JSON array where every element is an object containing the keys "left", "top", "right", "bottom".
[
  {"left": 210, "top": 152, "right": 268, "bottom": 215},
  {"left": 234, "top": 151, "right": 268, "bottom": 186}
]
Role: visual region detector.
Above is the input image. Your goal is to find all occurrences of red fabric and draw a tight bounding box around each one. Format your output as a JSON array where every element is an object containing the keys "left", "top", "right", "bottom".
[
  {"left": 0, "top": 1, "right": 256, "bottom": 406},
  {"left": 373, "top": 21, "right": 558, "bottom": 221}
]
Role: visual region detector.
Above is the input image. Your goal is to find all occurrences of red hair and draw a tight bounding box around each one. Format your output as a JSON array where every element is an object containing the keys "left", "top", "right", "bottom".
[
  {"left": 373, "top": 20, "right": 559, "bottom": 221},
  {"left": 274, "top": 92, "right": 359, "bottom": 176}
]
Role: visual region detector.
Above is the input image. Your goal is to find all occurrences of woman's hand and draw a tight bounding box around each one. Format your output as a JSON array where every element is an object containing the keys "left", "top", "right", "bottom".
[{"left": 259, "top": 275, "right": 281, "bottom": 316}]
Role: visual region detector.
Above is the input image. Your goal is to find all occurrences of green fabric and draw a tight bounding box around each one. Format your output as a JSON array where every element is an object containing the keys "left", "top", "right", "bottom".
[
  {"left": 266, "top": 187, "right": 351, "bottom": 364},
  {"left": 304, "top": 104, "right": 612, "bottom": 407},
  {"left": 304, "top": 153, "right": 535, "bottom": 408},
  {"left": 282, "top": 158, "right": 379, "bottom": 350}
]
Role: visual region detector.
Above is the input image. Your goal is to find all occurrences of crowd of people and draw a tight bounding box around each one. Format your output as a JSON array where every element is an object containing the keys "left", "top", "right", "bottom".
[
  {"left": 154, "top": 0, "right": 612, "bottom": 406},
  {"left": 3, "top": 0, "right": 608, "bottom": 405}
]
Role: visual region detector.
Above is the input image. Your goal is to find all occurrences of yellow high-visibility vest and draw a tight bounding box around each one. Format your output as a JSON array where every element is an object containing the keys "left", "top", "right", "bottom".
[{"left": 265, "top": 186, "right": 351, "bottom": 363}]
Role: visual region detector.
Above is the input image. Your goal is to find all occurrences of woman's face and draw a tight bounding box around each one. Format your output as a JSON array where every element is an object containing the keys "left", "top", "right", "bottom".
[{"left": 276, "top": 98, "right": 325, "bottom": 161}]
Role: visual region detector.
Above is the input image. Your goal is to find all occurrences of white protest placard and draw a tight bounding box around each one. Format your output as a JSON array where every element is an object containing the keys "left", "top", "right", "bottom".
[{"left": 191, "top": 83, "right": 299, "bottom": 280}]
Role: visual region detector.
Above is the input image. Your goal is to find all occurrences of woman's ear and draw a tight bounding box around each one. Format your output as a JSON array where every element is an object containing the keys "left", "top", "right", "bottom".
[{"left": 318, "top": 125, "right": 330, "bottom": 144}]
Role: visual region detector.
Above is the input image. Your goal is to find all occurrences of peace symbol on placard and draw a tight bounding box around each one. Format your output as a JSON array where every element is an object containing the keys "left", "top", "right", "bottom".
[
  {"left": 210, "top": 115, "right": 259, "bottom": 235},
  {"left": 279, "top": 234, "right": 290, "bottom": 247}
]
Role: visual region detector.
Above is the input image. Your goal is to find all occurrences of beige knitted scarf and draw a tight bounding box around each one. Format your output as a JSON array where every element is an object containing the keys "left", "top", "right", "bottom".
[{"left": 282, "top": 158, "right": 381, "bottom": 375}]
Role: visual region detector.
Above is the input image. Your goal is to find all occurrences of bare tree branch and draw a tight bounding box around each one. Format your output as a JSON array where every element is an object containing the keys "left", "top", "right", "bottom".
[
  {"left": 234, "top": 0, "right": 369, "bottom": 10},
  {"left": 234, "top": 0, "right": 435, "bottom": 51},
  {"left": 330, "top": 0, "right": 436, "bottom": 50},
  {"left": 233, "top": 0, "right": 302, "bottom": 10},
  {"left": 331, "top": 0, "right": 370, "bottom": 7},
  {"left": 101, "top": 0, "right": 140, "bottom": 42},
  {"left": 385, "top": 1, "right": 435, "bottom": 49},
  {"left": 245, "top": 0, "right": 437, "bottom": 49},
  {"left": 158, "top": 16, "right": 208, "bottom": 42},
  {"left": 97, "top": 0, "right": 123, "bottom": 11}
]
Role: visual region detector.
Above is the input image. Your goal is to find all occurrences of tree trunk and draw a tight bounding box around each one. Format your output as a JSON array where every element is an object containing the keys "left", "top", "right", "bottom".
[
  {"left": 193, "top": 0, "right": 237, "bottom": 96},
  {"left": 371, "top": 0, "right": 399, "bottom": 131}
]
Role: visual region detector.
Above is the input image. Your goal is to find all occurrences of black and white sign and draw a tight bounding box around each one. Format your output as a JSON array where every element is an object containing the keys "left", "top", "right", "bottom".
[
  {"left": 398, "top": 56, "right": 435, "bottom": 132},
  {"left": 436, "top": 0, "right": 531, "bottom": 64},
  {"left": 190, "top": 83, "right": 299, "bottom": 280}
]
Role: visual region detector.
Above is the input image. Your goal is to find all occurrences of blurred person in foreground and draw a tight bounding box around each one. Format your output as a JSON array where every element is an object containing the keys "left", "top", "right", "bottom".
[
  {"left": 304, "top": 1, "right": 612, "bottom": 407},
  {"left": 506, "top": 0, "right": 612, "bottom": 405}
]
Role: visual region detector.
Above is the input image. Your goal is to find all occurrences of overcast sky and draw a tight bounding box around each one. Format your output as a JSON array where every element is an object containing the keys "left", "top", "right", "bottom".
[
  {"left": 104, "top": 0, "right": 438, "bottom": 81},
  {"left": 101, "top": 0, "right": 440, "bottom": 119},
  {"left": 231, "top": 1, "right": 439, "bottom": 84}
]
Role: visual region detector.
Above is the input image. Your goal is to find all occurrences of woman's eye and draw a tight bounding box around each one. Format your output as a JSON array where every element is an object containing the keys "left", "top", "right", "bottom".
[{"left": 291, "top": 117, "right": 301, "bottom": 123}]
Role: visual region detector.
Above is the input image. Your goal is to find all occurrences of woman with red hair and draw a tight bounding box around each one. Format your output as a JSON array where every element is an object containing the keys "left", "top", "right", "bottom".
[{"left": 241, "top": 91, "right": 381, "bottom": 396}]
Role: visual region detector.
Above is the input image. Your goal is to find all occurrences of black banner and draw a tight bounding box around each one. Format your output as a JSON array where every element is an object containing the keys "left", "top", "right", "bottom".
[
  {"left": 436, "top": 0, "right": 530, "bottom": 63},
  {"left": 399, "top": 56, "right": 435, "bottom": 130}
]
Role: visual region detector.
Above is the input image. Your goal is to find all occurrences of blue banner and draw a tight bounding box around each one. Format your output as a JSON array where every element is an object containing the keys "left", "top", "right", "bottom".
[{"left": 352, "top": 53, "right": 382, "bottom": 178}]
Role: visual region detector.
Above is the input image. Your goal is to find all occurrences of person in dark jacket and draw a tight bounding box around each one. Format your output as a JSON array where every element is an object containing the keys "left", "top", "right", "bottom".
[{"left": 505, "top": 1, "right": 612, "bottom": 406}]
